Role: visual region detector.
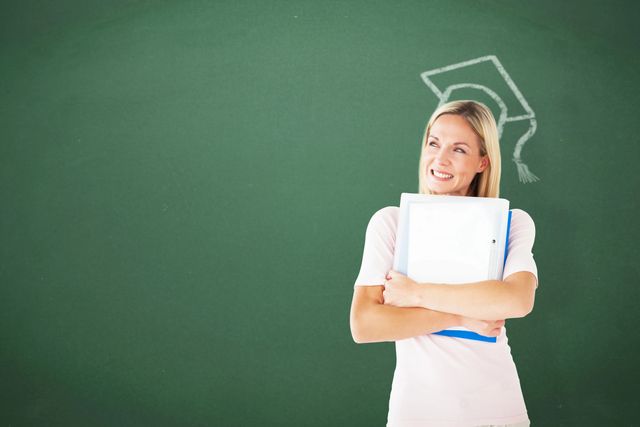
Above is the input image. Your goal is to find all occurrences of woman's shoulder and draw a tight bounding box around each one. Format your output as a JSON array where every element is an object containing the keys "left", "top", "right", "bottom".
[
  {"left": 509, "top": 208, "right": 536, "bottom": 238},
  {"left": 510, "top": 208, "right": 535, "bottom": 226},
  {"left": 366, "top": 206, "right": 399, "bottom": 234},
  {"left": 371, "top": 205, "right": 399, "bottom": 220}
]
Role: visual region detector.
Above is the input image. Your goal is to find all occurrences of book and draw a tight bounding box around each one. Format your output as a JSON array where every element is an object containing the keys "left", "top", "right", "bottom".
[{"left": 392, "top": 193, "right": 512, "bottom": 343}]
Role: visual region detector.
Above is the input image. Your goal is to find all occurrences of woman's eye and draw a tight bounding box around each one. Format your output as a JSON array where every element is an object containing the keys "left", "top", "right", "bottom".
[
  {"left": 454, "top": 148, "right": 466, "bottom": 154},
  {"left": 428, "top": 141, "right": 438, "bottom": 147}
]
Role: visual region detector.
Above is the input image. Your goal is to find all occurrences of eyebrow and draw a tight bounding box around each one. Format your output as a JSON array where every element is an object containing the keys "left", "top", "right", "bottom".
[
  {"left": 428, "top": 135, "right": 471, "bottom": 147},
  {"left": 453, "top": 142, "right": 471, "bottom": 148}
]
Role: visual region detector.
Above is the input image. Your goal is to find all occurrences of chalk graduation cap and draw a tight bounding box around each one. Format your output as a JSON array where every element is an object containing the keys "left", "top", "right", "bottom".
[{"left": 421, "top": 55, "right": 539, "bottom": 183}]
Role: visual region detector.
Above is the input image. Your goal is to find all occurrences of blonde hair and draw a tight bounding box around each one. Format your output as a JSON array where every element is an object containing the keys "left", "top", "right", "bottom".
[{"left": 418, "top": 100, "right": 501, "bottom": 198}]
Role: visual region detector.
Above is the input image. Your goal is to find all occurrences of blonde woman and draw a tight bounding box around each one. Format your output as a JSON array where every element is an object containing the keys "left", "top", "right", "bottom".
[{"left": 350, "top": 100, "right": 537, "bottom": 427}]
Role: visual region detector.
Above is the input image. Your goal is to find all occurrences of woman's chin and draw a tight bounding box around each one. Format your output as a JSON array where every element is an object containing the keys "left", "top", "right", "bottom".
[
  {"left": 427, "top": 181, "right": 467, "bottom": 196},
  {"left": 426, "top": 180, "right": 453, "bottom": 195}
]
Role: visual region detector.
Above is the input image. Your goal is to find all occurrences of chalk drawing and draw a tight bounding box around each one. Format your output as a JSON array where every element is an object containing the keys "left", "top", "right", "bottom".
[{"left": 421, "top": 55, "right": 539, "bottom": 183}]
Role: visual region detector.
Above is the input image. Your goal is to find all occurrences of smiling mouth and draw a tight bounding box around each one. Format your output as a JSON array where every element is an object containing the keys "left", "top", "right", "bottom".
[{"left": 431, "top": 169, "right": 454, "bottom": 179}]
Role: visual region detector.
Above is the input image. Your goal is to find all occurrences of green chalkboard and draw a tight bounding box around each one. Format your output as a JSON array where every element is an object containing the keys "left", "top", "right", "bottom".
[{"left": 2, "top": 0, "right": 639, "bottom": 425}]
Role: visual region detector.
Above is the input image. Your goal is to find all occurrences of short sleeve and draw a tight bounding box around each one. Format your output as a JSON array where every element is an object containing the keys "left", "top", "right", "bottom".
[
  {"left": 353, "top": 206, "right": 399, "bottom": 287},
  {"left": 503, "top": 209, "right": 539, "bottom": 286}
]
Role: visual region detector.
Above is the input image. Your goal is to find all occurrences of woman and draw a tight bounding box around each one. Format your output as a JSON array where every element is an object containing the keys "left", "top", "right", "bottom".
[{"left": 350, "top": 100, "right": 538, "bottom": 427}]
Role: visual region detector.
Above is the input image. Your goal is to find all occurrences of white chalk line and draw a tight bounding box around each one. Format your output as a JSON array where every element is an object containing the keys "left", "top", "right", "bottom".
[{"left": 421, "top": 55, "right": 539, "bottom": 183}]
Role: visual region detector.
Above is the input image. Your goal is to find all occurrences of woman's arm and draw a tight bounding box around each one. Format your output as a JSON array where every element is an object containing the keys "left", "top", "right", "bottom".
[
  {"left": 350, "top": 285, "right": 505, "bottom": 343},
  {"left": 383, "top": 270, "right": 537, "bottom": 320}
]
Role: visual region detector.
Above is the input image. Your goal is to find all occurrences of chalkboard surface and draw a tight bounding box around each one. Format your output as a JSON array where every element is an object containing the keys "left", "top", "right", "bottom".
[{"left": 2, "top": 1, "right": 639, "bottom": 425}]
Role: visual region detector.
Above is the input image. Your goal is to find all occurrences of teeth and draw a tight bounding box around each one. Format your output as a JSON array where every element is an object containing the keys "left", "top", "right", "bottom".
[{"left": 433, "top": 170, "right": 453, "bottom": 179}]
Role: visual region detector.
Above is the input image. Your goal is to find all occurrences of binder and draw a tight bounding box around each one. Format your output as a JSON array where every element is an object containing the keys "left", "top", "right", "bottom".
[{"left": 392, "top": 193, "right": 512, "bottom": 343}]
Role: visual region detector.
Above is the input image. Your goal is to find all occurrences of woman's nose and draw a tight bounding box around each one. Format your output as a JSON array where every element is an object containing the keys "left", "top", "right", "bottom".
[{"left": 435, "top": 150, "right": 450, "bottom": 164}]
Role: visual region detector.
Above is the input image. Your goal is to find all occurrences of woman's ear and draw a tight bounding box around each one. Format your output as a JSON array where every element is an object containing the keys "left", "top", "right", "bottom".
[{"left": 477, "top": 156, "right": 490, "bottom": 173}]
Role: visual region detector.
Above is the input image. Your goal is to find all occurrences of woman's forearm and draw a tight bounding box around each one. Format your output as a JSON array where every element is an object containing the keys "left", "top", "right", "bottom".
[
  {"left": 352, "top": 304, "right": 460, "bottom": 343},
  {"left": 415, "top": 274, "right": 536, "bottom": 320},
  {"left": 350, "top": 287, "right": 461, "bottom": 343}
]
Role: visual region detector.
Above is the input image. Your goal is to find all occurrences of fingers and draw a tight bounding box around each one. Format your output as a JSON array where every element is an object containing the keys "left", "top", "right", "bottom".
[
  {"left": 384, "top": 271, "right": 395, "bottom": 285},
  {"left": 488, "top": 320, "right": 505, "bottom": 337},
  {"left": 471, "top": 319, "right": 504, "bottom": 337},
  {"left": 386, "top": 270, "right": 401, "bottom": 280},
  {"left": 382, "top": 287, "right": 393, "bottom": 303},
  {"left": 485, "top": 319, "right": 505, "bottom": 328}
]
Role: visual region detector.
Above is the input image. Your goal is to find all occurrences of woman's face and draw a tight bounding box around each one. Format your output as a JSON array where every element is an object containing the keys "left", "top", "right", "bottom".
[{"left": 422, "top": 114, "right": 489, "bottom": 196}]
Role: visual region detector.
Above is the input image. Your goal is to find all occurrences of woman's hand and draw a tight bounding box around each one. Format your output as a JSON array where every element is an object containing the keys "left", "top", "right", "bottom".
[
  {"left": 459, "top": 316, "right": 505, "bottom": 337},
  {"left": 381, "top": 270, "right": 506, "bottom": 337},
  {"left": 383, "top": 270, "right": 422, "bottom": 308}
]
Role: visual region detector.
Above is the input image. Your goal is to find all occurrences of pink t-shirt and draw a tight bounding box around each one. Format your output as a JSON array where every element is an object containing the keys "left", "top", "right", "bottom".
[{"left": 354, "top": 206, "right": 538, "bottom": 427}]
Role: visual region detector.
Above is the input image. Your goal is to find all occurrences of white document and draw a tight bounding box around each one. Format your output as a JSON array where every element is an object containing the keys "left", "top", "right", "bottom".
[
  {"left": 393, "top": 194, "right": 510, "bottom": 283},
  {"left": 392, "top": 194, "right": 511, "bottom": 342}
]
